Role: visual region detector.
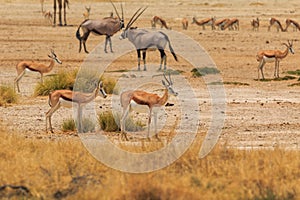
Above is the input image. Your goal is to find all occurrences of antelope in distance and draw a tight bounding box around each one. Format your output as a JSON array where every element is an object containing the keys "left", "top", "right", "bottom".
[
  {"left": 221, "top": 18, "right": 239, "bottom": 30},
  {"left": 256, "top": 40, "right": 294, "bottom": 80},
  {"left": 182, "top": 17, "right": 188, "bottom": 30},
  {"left": 83, "top": 6, "right": 91, "bottom": 20},
  {"left": 268, "top": 17, "right": 284, "bottom": 32},
  {"left": 76, "top": 1, "right": 124, "bottom": 53},
  {"left": 192, "top": 16, "right": 216, "bottom": 30},
  {"left": 285, "top": 18, "right": 300, "bottom": 32},
  {"left": 214, "top": 18, "right": 230, "bottom": 30},
  {"left": 42, "top": 10, "right": 53, "bottom": 25},
  {"left": 151, "top": 16, "right": 171, "bottom": 29},
  {"left": 119, "top": 7, "right": 178, "bottom": 71},
  {"left": 53, "top": 0, "right": 69, "bottom": 26},
  {"left": 120, "top": 74, "right": 178, "bottom": 141},
  {"left": 14, "top": 50, "right": 62, "bottom": 93},
  {"left": 251, "top": 17, "right": 260, "bottom": 31},
  {"left": 46, "top": 80, "right": 107, "bottom": 133}
]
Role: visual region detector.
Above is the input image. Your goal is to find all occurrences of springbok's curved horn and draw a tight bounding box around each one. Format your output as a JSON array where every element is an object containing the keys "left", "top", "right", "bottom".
[
  {"left": 110, "top": 0, "right": 121, "bottom": 21},
  {"left": 126, "top": 6, "right": 148, "bottom": 29},
  {"left": 163, "top": 73, "right": 170, "bottom": 85},
  {"left": 169, "top": 72, "right": 173, "bottom": 85}
]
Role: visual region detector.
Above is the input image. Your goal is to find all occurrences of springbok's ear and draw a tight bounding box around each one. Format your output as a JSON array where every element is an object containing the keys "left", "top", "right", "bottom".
[
  {"left": 162, "top": 80, "right": 166, "bottom": 86},
  {"left": 48, "top": 54, "right": 52, "bottom": 58}
]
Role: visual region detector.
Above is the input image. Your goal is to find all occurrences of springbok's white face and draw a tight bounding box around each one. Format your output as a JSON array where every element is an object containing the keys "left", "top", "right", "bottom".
[
  {"left": 162, "top": 74, "right": 178, "bottom": 97},
  {"left": 289, "top": 45, "right": 295, "bottom": 54},
  {"left": 48, "top": 51, "right": 62, "bottom": 64},
  {"left": 98, "top": 81, "right": 107, "bottom": 98}
]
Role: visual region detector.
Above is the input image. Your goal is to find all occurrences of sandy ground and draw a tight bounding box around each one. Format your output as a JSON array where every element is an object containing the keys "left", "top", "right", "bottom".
[{"left": 0, "top": 0, "right": 299, "bottom": 150}]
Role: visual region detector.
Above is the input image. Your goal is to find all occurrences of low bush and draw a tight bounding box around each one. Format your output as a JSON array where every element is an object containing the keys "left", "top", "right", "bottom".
[{"left": 0, "top": 85, "right": 18, "bottom": 106}]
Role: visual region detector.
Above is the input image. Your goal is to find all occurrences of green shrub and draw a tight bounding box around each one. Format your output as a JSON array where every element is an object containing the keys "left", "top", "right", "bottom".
[
  {"left": 0, "top": 85, "right": 18, "bottom": 106},
  {"left": 191, "top": 67, "right": 220, "bottom": 77},
  {"left": 61, "top": 118, "right": 96, "bottom": 133},
  {"left": 61, "top": 118, "right": 76, "bottom": 132},
  {"left": 101, "top": 77, "right": 118, "bottom": 95},
  {"left": 34, "top": 70, "right": 77, "bottom": 96},
  {"left": 98, "top": 111, "right": 145, "bottom": 132}
]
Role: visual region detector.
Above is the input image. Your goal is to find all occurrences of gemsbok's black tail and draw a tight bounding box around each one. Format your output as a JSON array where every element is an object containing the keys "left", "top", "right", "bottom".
[{"left": 159, "top": 31, "right": 178, "bottom": 61}]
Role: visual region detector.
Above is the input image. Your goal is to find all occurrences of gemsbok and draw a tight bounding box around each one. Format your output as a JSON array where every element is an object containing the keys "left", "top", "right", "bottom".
[
  {"left": 120, "top": 73, "right": 178, "bottom": 140},
  {"left": 251, "top": 17, "right": 259, "bottom": 31},
  {"left": 256, "top": 40, "right": 294, "bottom": 80},
  {"left": 76, "top": 1, "right": 124, "bottom": 53},
  {"left": 268, "top": 17, "right": 284, "bottom": 32},
  {"left": 119, "top": 7, "right": 178, "bottom": 71},
  {"left": 221, "top": 18, "right": 239, "bottom": 30},
  {"left": 285, "top": 18, "right": 300, "bottom": 32},
  {"left": 14, "top": 50, "right": 62, "bottom": 93},
  {"left": 46, "top": 80, "right": 107, "bottom": 133},
  {"left": 192, "top": 16, "right": 216, "bottom": 30},
  {"left": 182, "top": 17, "right": 188, "bottom": 30},
  {"left": 53, "top": 0, "right": 69, "bottom": 26},
  {"left": 151, "top": 16, "right": 171, "bottom": 29}
]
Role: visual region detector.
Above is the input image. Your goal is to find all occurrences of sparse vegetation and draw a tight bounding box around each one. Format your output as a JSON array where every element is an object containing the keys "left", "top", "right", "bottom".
[
  {"left": 62, "top": 118, "right": 76, "bottom": 132},
  {"left": 0, "top": 129, "right": 299, "bottom": 199},
  {"left": 101, "top": 77, "right": 118, "bottom": 95},
  {"left": 34, "top": 69, "right": 77, "bottom": 96},
  {"left": 191, "top": 67, "right": 220, "bottom": 77},
  {"left": 0, "top": 85, "right": 18, "bottom": 106},
  {"left": 209, "top": 81, "right": 250, "bottom": 86},
  {"left": 286, "top": 69, "right": 300, "bottom": 76},
  {"left": 98, "top": 111, "right": 144, "bottom": 132},
  {"left": 255, "top": 76, "right": 297, "bottom": 82}
]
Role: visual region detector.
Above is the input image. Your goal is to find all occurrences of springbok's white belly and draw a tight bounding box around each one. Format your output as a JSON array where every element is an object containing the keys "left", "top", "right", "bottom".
[
  {"left": 263, "top": 56, "right": 276, "bottom": 63},
  {"left": 59, "top": 98, "right": 74, "bottom": 108},
  {"left": 129, "top": 100, "right": 149, "bottom": 113}
]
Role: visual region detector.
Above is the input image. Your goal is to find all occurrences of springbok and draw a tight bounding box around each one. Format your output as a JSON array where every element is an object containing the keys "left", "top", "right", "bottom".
[
  {"left": 83, "top": 6, "right": 91, "bottom": 20},
  {"left": 14, "top": 50, "right": 62, "bottom": 93},
  {"left": 256, "top": 40, "right": 294, "bottom": 80},
  {"left": 46, "top": 80, "right": 107, "bottom": 133},
  {"left": 285, "top": 19, "right": 300, "bottom": 32},
  {"left": 120, "top": 74, "right": 178, "bottom": 140},
  {"left": 119, "top": 7, "right": 178, "bottom": 71},
  {"left": 251, "top": 17, "right": 259, "bottom": 31},
  {"left": 268, "top": 17, "right": 284, "bottom": 32},
  {"left": 182, "top": 17, "right": 188, "bottom": 30},
  {"left": 151, "top": 16, "right": 171, "bottom": 29},
  {"left": 76, "top": 1, "right": 124, "bottom": 53},
  {"left": 53, "top": 0, "right": 69, "bottom": 26},
  {"left": 191, "top": 17, "right": 216, "bottom": 30},
  {"left": 42, "top": 10, "right": 53, "bottom": 25},
  {"left": 221, "top": 18, "right": 239, "bottom": 30},
  {"left": 214, "top": 18, "right": 230, "bottom": 30}
]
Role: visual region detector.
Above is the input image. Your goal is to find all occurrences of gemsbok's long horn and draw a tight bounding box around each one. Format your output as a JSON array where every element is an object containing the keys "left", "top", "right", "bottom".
[
  {"left": 110, "top": 0, "right": 121, "bottom": 20},
  {"left": 128, "top": 6, "right": 148, "bottom": 28}
]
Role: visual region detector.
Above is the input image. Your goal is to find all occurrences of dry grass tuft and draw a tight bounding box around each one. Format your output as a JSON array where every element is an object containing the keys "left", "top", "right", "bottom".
[
  {"left": 0, "top": 85, "right": 18, "bottom": 106},
  {"left": 0, "top": 128, "right": 299, "bottom": 199}
]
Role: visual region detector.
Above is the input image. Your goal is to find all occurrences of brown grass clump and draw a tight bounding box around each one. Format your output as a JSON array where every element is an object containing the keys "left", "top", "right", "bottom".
[
  {"left": 0, "top": 128, "right": 299, "bottom": 199},
  {"left": 0, "top": 85, "right": 18, "bottom": 106}
]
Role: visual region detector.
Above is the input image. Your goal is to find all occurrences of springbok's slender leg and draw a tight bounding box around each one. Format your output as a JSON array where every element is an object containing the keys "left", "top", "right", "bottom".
[
  {"left": 14, "top": 71, "right": 26, "bottom": 92},
  {"left": 147, "top": 108, "right": 152, "bottom": 139},
  {"left": 45, "top": 102, "right": 61, "bottom": 133},
  {"left": 258, "top": 59, "right": 265, "bottom": 80},
  {"left": 142, "top": 50, "right": 146, "bottom": 71},
  {"left": 120, "top": 106, "right": 130, "bottom": 141},
  {"left": 77, "top": 105, "right": 82, "bottom": 133}
]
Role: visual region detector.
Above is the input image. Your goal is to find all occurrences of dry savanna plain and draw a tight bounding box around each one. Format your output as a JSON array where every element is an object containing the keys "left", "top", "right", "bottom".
[{"left": 0, "top": 0, "right": 300, "bottom": 199}]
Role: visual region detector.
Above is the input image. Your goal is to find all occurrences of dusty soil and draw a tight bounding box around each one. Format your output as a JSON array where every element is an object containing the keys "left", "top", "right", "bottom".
[{"left": 0, "top": 0, "right": 299, "bottom": 150}]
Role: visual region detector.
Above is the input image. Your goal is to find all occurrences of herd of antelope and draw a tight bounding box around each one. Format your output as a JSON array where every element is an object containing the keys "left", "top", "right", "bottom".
[{"left": 15, "top": 1, "right": 299, "bottom": 138}]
